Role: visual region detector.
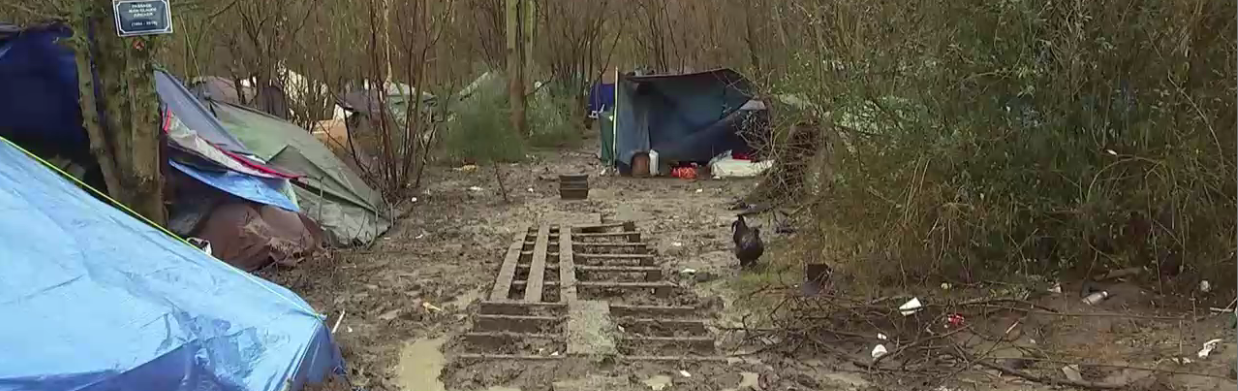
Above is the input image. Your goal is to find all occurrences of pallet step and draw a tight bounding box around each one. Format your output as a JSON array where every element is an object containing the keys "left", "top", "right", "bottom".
[
  {"left": 478, "top": 301, "right": 566, "bottom": 316},
  {"left": 616, "top": 318, "right": 710, "bottom": 335},
  {"left": 463, "top": 332, "right": 562, "bottom": 345},
  {"left": 474, "top": 314, "right": 563, "bottom": 332},
  {"left": 620, "top": 336, "right": 715, "bottom": 354},
  {"left": 610, "top": 304, "right": 698, "bottom": 318}
]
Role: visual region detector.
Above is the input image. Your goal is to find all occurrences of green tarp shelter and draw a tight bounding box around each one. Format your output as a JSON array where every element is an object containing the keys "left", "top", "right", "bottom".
[{"left": 206, "top": 99, "right": 391, "bottom": 246}]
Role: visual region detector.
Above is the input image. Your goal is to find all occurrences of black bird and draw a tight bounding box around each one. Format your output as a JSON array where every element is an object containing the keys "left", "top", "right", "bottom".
[{"left": 732, "top": 215, "right": 764, "bottom": 268}]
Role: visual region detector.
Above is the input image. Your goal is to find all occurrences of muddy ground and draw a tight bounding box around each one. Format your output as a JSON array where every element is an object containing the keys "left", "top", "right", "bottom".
[{"left": 269, "top": 139, "right": 1237, "bottom": 391}]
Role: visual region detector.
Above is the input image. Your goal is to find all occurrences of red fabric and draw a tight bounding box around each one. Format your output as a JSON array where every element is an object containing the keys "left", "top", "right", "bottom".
[
  {"left": 671, "top": 167, "right": 698, "bottom": 179},
  {"left": 216, "top": 147, "right": 301, "bottom": 179}
]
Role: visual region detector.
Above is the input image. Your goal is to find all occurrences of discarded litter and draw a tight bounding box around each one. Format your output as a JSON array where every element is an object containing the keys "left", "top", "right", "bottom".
[
  {"left": 1200, "top": 280, "right": 1212, "bottom": 293},
  {"left": 877, "top": 333, "right": 888, "bottom": 341},
  {"left": 947, "top": 313, "right": 966, "bottom": 328},
  {"left": 899, "top": 297, "right": 923, "bottom": 316},
  {"left": 679, "top": 370, "right": 692, "bottom": 378},
  {"left": 1197, "top": 338, "right": 1223, "bottom": 359},
  {"left": 1061, "top": 364, "right": 1083, "bottom": 382},
  {"left": 454, "top": 164, "right": 478, "bottom": 172},
  {"left": 468, "top": 186, "right": 484, "bottom": 192},
  {"left": 1081, "top": 291, "right": 1110, "bottom": 305},
  {"left": 410, "top": 197, "right": 419, "bottom": 203},
  {"left": 550, "top": 351, "right": 560, "bottom": 357},
  {"left": 187, "top": 237, "right": 212, "bottom": 255},
  {"left": 422, "top": 301, "right": 443, "bottom": 313},
  {"left": 1048, "top": 283, "right": 1062, "bottom": 294},
  {"left": 527, "top": 187, "right": 535, "bottom": 193},
  {"left": 695, "top": 188, "right": 704, "bottom": 193},
  {"left": 672, "top": 242, "right": 683, "bottom": 247},
  {"left": 940, "top": 282, "right": 952, "bottom": 290},
  {"left": 871, "top": 344, "right": 889, "bottom": 359}
]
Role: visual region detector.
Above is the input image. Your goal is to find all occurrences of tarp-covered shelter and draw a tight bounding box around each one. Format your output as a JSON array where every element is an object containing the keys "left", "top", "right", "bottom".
[
  {"left": 605, "top": 68, "right": 769, "bottom": 171},
  {"left": 0, "top": 137, "right": 343, "bottom": 390},
  {"left": 0, "top": 24, "right": 323, "bottom": 271},
  {"left": 206, "top": 99, "right": 392, "bottom": 246}
]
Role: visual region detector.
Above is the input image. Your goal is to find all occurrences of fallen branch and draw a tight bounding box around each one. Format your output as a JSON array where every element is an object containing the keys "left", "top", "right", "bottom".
[
  {"left": 951, "top": 348, "right": 1128, "bottom": 390},
  {"left": 985, "top": 356, "right": 1235, "bottom": 381}
]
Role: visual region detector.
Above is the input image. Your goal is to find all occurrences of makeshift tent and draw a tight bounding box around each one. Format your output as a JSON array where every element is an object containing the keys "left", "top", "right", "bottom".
[
  {"left": 607, "top": 68, "right": 769, "bottom": 171},
  {"left": 0, "top": 138, "right": 342, "bottom": 391},
  {"left": 0, "top": 24, "right": 93, "bottom": 168},
  {"left": 189, "top": 75, "right": 295, "bottom": 120},
  {"left": 0, "top": 24, "right": 323, "bottom": 270},
  {"left": 206, "top": 99, "right": 391, "bottom": 246}
]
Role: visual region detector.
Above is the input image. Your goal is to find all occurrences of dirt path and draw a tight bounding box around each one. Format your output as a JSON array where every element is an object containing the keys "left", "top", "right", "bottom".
[
  {"left": 272, "top": 141, "right": 1237, "bottom": 391},
  {"left": 273, "top": 140, "right": 787, "bottom": 390}
]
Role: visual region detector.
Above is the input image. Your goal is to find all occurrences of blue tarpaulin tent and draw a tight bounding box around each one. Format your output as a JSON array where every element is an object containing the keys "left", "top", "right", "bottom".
[
  {"left": 0, "top": 137, "right": 342, "bottom": 391},
  {"left": 609, "top": 68, "right": 768, "bottom": 171},
  {"left": 0, "top": 24, "right": 298, "bottom": 213}
]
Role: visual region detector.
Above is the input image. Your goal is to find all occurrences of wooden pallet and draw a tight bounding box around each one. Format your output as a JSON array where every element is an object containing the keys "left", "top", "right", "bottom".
[{"left": 463, "top": 222, "right": 723, "bottom": 361}]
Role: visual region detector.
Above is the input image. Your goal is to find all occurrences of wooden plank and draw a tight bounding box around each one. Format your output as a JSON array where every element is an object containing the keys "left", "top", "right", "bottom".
[
  {"left": 490, "top": 226, "right": 530, "bottom": 301},
  {"left": 620, "top": 336, "right": 715, "bottom": 353},
  {"left": 618, "top": 355, "right": 728, "bottom": 362},
  {"left": 520, "top": 251, "right": 560, "bottom": 257},
  {"left": 576, "top": 253, "right": 656, "bottom": 266},
  {"left": 463, "top": 332, "right": 562, "bottom": 346},
  {"left": 615, "top": 318, "right": 710, "bottom": 334},
  {"left": 474, "top": 314, "right": 561, "bottom": 332},
  {"left": 576, "top": 265, "right": 661, "bottom": 272},
  {"left": 576, "top": 253, "right": 654, "bottom": 259},
  {"left": 577, "top": 281, "right": 674, "bottom": 297},
  {"left": 524, "top": 225, "right": 551, "bottom": 302},
  {"left": 574, "top": 232, "right": 641, "bottom": 239},
  {"left": 576, "top": 265, "right": 662, "bottom": 281},
  {"left": 479, "top": 301, "right": 565, "bottom": 316},
  {"left": 573, "top": 242, "right": 650, "bottom": 248},
  {"left": 457, "top": 353, "right": 564, "bottom": 361},
  {"left": 511, "top": 280, "right": 558, "bottom": 288},
  {"left": 571, "top": 222, "right": 627, "bottom": 233},
  {"left": 609, "top": 304, "right": 697, "bottom": 318},
  {"left": 576, "top": 281, "right": 675, "bottom": 288},
  {"left": 559, "top": 227, "right": 577, "bottom": 302}
]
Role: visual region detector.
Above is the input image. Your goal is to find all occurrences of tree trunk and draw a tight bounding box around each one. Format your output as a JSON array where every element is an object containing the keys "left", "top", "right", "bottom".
[
  {"left": 73, "top": 2, "right": 166, "bottom": 225},
  {"left": 506, "top": 0, "right": 527, "bottom": 135},
  {"left": 522, "top": 0, "right": 535, "bottom": 84}
]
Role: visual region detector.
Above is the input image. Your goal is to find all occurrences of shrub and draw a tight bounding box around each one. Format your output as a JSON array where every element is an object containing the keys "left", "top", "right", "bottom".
[
  {"left": 763, "top": 0, "right": 1236, "bottom": 293},
  {"left": 442, "top": 74, "right": 527, "bottom": 163},
  {"left": 527, "top": 86, "right": 583, "bottom": 149}
]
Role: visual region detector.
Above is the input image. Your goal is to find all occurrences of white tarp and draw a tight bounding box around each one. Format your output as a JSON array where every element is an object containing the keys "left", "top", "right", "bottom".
[{"left": 709, "top": 151, "right": 774, "bottom": 179}]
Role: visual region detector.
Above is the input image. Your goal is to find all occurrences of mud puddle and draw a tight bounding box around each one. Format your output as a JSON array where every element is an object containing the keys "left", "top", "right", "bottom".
[{"left": 397, "top": 337, "right": 448, "bottom": 391}]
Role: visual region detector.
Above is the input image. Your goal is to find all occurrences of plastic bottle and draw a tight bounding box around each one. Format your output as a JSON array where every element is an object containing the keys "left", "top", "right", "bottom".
[{"left": 1081, "top": 291, "right": 1110, "bottom": 305}]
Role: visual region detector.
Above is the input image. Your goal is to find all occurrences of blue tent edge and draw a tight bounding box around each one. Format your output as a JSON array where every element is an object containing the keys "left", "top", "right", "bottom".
[{"left": 0, "top": 135, "right": 344, "bottom": 390}]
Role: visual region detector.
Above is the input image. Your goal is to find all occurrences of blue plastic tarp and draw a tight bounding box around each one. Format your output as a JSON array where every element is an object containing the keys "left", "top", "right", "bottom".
[
  {"left": 170, "top": 160, "right": 300, "bottom": 212},
  {"left": 0, "top": 139, "right": 341, "bottom": 391},
  {"left": 0, "top": 25, "right": 91, "bottom": 157},
  {"left": 155, "top": 70, "right": 250, "bottom": 154},
  {"left": 588, "top": 82, "right": 615, "bottom": 114},
  {"left": 612, "top": 69, "right": 762, "bottom": 167}
]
